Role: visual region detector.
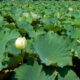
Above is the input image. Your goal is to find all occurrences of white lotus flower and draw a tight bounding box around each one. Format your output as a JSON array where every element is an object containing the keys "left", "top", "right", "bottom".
[
  {"left": 68, "top": 8, "right": 73, "bottom": 11},
  {"left": 15, "top": 37, "right": 27, "bottom": 50}
]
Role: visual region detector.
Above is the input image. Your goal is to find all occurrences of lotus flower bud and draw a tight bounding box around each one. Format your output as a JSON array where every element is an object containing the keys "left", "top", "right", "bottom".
[{"left": 15, "top": 37, "right": 27, "bottom": 50}]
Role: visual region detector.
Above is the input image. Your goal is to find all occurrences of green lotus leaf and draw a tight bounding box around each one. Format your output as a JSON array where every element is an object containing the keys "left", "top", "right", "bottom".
[
  {"left": 56, "top": 67, "right": 79, "bottom": 80},
  {"left": 0, "top": 28, "right": 20, "bottom": 70},
  {"left": 33, "top": 32, "right": 72, "bottom": 67},
  {"left": 14, "top": 62, "right": 54, "bottom": 80}
]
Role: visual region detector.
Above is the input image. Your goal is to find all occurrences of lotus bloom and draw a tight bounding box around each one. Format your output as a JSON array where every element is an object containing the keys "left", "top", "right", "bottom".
[
  {"left": 15, "top": 37, "right": 27, "bottom": 50},
  {"left": 68, "top": 8, "right": 73, "bottom": 11}
]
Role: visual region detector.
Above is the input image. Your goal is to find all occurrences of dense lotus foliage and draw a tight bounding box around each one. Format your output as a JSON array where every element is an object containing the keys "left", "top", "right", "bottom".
[{"left": 0, "top": 0, "right": 80, "bottom": 80}]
